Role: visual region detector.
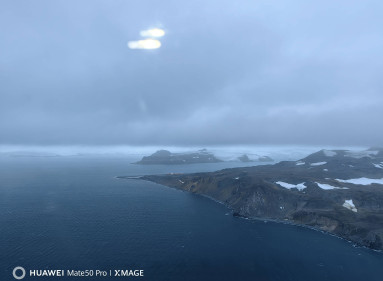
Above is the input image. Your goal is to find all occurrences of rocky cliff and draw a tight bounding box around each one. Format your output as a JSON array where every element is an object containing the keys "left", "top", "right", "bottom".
[{"left": 135, "top": 148, "right": 383, "bottom": 250}]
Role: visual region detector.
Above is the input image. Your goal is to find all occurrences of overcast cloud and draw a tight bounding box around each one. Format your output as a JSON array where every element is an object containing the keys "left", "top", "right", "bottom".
[{"left": 1, "top": 0, "right": 382, "bottom": 146}]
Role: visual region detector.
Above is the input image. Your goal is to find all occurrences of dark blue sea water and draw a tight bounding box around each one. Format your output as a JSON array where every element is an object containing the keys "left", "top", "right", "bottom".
[{"left": 1, "top": 156, "right": 382, "bottom": 281}]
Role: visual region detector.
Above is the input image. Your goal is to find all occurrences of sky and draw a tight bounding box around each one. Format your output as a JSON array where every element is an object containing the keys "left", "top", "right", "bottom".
[{"left": 1, "top": 0, "right": 383, "bottom": 147}]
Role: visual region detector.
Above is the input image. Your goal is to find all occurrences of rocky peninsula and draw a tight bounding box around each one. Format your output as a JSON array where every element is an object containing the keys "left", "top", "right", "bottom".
[{"left": 126, "top": 148, "right": 383, "bottom": 251}]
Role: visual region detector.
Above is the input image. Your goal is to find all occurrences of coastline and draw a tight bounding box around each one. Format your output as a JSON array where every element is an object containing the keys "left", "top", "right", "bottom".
[{"left": 120, "top": 175, "right": 383, "bottom": 253}]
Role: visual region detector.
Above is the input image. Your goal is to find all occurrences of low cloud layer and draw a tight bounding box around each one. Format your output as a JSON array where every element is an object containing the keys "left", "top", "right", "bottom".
[{"left": 1, "top": 0, "right": 382, "bottom": 146}]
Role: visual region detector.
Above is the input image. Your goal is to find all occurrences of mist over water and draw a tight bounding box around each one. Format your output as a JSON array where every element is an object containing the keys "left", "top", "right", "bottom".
[{"left": 0, "top": 144, "right": 368, "bottom": 161}]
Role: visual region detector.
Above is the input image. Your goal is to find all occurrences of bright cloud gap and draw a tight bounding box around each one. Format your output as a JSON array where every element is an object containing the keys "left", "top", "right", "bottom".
[
  {"left": 128, "top": 27, "right": 165, "bottom": 50},
  {"left": 140, "top": 28, "right": 165, "bottom": 38},
  {"left": 127, "top": 39, "right": 161, "bottom": 49}
]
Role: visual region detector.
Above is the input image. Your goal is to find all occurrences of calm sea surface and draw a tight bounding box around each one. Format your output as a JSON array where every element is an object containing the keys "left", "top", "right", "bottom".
[{"left": 0, "top": 156, "right": 382, "bottom": 281}]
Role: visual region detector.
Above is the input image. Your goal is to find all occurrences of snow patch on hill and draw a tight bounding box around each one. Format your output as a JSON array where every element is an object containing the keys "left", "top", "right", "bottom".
[
  {"left": 316, "top": 182, "right": 348, "bottom": 190},
  {"left": 276, "top": 181, "right": 306, "bottom": 191},
  {"left": 343, "top": 199, "right": 357, "bottom": 212},
  {"left": 336, "top": 177, "right": 383, "bottom": 185},
  {"left": 311, "top": 162, "right": 327, "bottom": 166},
  {"left": 323, "top": 150, "right": 337, "bottom": 157}
]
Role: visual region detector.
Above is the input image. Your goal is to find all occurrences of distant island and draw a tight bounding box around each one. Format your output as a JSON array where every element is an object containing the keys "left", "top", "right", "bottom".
[
  {"left": 124, "top": 148, "right": 383, "bottom": 251},
  {"left": 134, "top": 149, "right": 222, "bottom": 165},
  {"left": 135, "top": 150, "right": 274, "bottom": 165},
  {"left": 238, "top": 154, "right": 273, "bottom": 162}
]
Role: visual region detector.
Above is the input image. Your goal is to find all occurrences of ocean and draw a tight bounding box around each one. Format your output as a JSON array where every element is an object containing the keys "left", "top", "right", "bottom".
[{"left": 1, "top": 155, "right": 382, "bottom": 281}]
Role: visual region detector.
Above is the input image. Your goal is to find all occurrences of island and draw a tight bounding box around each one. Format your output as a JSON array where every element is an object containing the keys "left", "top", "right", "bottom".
[
  {"left": 134, "top": 149, "right": 222, "bottom": 165},
  {"left": 238, "top": 154, "right": 253, "bottom": 162},
  {"left": 124, "top": 148, "right": 383, "bottom": 251},
  {"left": 238, "top": 154, "right": 273, "bottom": 162}
]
